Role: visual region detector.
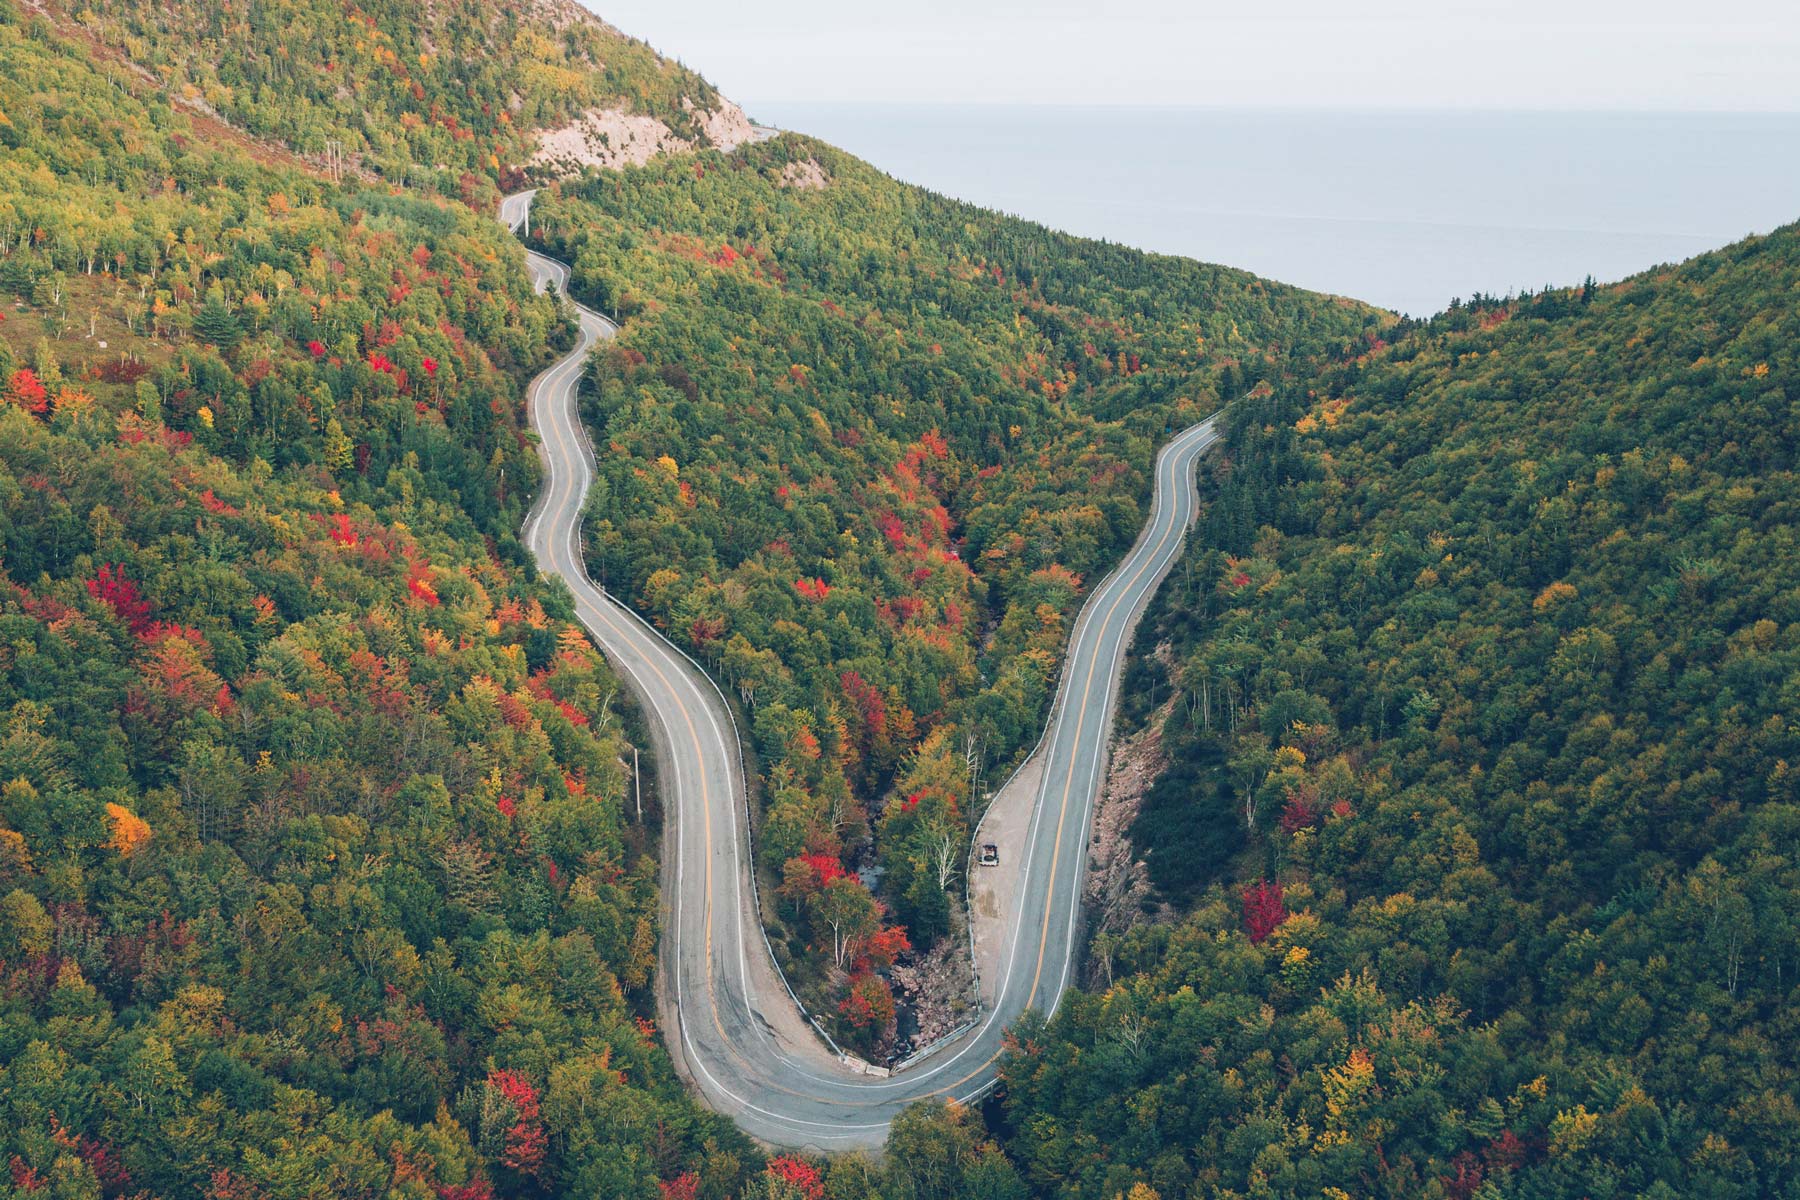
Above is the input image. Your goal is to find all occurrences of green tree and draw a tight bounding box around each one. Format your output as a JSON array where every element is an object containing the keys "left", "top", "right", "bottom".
[{"left": 192, "top": 288, "right": 242, "bottom": 350}]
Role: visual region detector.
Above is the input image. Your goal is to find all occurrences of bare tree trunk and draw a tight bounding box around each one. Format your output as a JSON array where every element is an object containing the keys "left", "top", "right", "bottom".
[
  {"left": 961, "top": 727, "right": 985, "bottom": 793},
  {"left": 934, "top": 829, "right": 957, "bottom": 891}
]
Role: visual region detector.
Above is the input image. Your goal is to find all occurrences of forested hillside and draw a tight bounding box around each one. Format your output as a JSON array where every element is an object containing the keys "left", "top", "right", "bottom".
[
  {"left": 24, "top": 0, "right": 1789, "bottom": 1194},
  {"left": 989, "top": 228, "right": 1800, "bottom": 1197},
  {"left": 525, "top": 150, "right": 1374, "bottom": 1051},
  {"left": 0, "top": 4, "right": 764, "bottom": 1195},
  {"left": 70, "top": 0, "right": 742, "bottom": 185},
  {"left": 0, "top": 0, "right": 1379, "bottom": 1188}
]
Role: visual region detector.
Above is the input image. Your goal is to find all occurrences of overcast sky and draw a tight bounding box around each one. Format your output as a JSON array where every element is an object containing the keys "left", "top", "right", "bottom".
[{"left": 584, "top": 0, "right": 1800, "bottom": 112}]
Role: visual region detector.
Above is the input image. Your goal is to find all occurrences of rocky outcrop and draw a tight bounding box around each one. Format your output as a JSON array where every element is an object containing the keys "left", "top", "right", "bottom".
[
  {"left": 778, "top": 157, "right": 831, "bottom": 190},
  {"left": 1083, "top": 692, "right": 1172, "bottom": 959},
  {"left": 889, "top": 932, "right": 975, "bottom": 1052},
  {"left": 531, "top": 96, "right": 753, "bottom": 173}
]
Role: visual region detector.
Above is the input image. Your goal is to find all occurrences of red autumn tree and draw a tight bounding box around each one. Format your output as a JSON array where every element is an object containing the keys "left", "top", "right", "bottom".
[
  {"left": 766, "top": 1156, "right": 825, "bottom": 1200},
  {"left": 406, "top": 558, "right": 440, "bottom": 606},
  {"left": 839, "top": 670, "right": 887, "bottom": 742},
  {"left": 778, "top": 853, "right": 847, "bottom": 908},
  {"left": 9, "top": 1156, "right": 43, "bottom": 1193},
  {"left": 1278, "top": 789, "right": 1322, "bottom": 834},
  {"left": 5, "top": 369, "right": 49, "bottom": 417},
  {"left": 130, "top": 631, "right": 227, "bottom": 730},
  {"left": 689, "top": 613, "right": 726, "bottom": 650},
  {"left": 839, "top": 972, "right": 895, "bottom": 1035},
  {"left": 1484, "top": 1130, "right": 1528, "bottom": 1172},
  {"left": 437, "top": 1180, "right": 494, "bottom": 1200},
  {"left": 863, "top": 925, "right": 912, "bottom": 969},
  {"left": 1442, "top": 1152, "right": 1485, "bottom": 1200},
  {"left": 200, "top": 489, "right": 239, "bottom": 516},
  {"left": 483, "top": 1069, "right": 547, "bottom": 1177},
  {"left": 88, "top": 564, "right": 153, "bottom": 634},
  {"left": 1242, "top": 879, "right": 1288, "bottom": 944},
  {"left": 76, "top": 1136, "right": 129, "bottom": 1195}
]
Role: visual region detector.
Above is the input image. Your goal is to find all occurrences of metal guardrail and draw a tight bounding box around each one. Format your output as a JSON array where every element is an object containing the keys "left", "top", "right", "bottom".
[{"left": 890, "top": 1016, "right": 979, "bottom": 1074}]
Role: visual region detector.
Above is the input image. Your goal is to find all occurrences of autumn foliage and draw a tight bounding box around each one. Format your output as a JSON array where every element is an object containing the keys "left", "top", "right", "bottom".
[
  {"left": 104, "top": 803, "right": 152, "bottom": 856},
  {"left": 765, "top": 1156, "right": 825, "bottom": 1200},
  {"left": 87, "top": 564, "right": 153, "bottom": 635},
  {"left": 483, "top": 1069, "right": 547, "bottom": 1177},
  {"left": 838, "top": 972, "right": 895, "bottom": 1035},
  {"left": 1241, "top": 879, "right": 1287, "bottom": 944},
  {"left": 0, "top": 2, "right": 770, "bottom": 1195},
  {"left": 5, "top": 368, "right": 48, "bottom": 416}
]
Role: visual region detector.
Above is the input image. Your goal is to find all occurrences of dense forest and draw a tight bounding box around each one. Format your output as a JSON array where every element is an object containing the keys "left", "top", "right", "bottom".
[
  {"left": 987, "top": 228, "right": 1800, "bottom": 1197},
  {"left": 0, "top": 3, "right": 772, "bottom": 1196},
  {"left": 0, "top": 0, "right": 1365, "bottom": 1189},
  {"left": 523, "top": 147, "right": 1374, "bottom": 1050},
  {"left": 9, "top": 0, "right": 1796, "bottom": 1193}
]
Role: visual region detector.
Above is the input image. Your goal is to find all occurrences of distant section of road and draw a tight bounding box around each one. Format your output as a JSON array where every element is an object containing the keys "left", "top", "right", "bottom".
[{"left": 503, "top": 189, "right": 1219, "bottom": 1148}]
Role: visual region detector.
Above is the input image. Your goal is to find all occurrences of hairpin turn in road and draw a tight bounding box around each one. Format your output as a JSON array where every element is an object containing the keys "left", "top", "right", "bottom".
[{"left": 502, "top": 189, "right": 1219, "bottom": 1149}]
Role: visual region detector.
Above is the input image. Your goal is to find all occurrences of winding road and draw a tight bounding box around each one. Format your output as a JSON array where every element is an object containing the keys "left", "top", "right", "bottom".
[{"left": 502, "top": 189, "right": 1219, "bottom": 1148}]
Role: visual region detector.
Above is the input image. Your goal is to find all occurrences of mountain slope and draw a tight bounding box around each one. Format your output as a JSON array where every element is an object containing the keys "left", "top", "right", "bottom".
[
  {"left": 0, "top": 0, "right": 1383, "bottom": 1189},
  {"left": 991, "top": 226, "right": 1800, "bottom": 1198},
  {"left": 525, "top": 143, "right": 1377, "bottom": 1049},
  {"left": 0, "top": 5, "right": 760, "bottom": 1196},
  {"left": 70, "top": 0, "right": 748, "bottom": 182}
]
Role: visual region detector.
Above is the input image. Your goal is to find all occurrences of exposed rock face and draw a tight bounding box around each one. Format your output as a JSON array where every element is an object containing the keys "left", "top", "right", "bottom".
[
  {"left": 500, "top": 0, "right": 754, "bottom": 173},
  {"left": 778, "top": 157, "right": 831, "bottom": 190},
  {"left": 889, "top": 932, "right": 975, "bottom": 1052},
  {"left": 1083, "top": 691, "right": 1172, "bottom": 973},
  {"left": 531, "top": 96, "right": 753, "bottom": 172},
  {"left": 697, "top": 98, "right": 755, "bottom": 152}
]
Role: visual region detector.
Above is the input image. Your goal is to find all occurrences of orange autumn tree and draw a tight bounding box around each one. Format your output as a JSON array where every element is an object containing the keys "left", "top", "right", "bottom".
[{"left": 104, "top": 804, "right": 152, "bottom": 856}]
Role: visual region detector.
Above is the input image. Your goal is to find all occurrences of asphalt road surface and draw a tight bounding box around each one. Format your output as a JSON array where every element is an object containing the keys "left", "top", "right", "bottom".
[{"left": 502, "top": 190, "right": 1220, "bottom": 1148}]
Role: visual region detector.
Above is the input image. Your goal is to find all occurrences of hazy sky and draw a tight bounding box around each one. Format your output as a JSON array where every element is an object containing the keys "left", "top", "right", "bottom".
[{"left": 584, "top": 0, "right": 1800, "bottom": 112}]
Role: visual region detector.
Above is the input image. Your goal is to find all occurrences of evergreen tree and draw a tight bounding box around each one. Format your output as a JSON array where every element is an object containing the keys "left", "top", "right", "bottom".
[{"left": 193, "top": 288, "right": 242, "bottom": 349}]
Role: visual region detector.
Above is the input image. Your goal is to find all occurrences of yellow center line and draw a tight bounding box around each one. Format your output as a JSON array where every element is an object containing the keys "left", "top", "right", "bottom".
[{"left": 912, "top": 429, "right": 1205, "bottom": 1100}]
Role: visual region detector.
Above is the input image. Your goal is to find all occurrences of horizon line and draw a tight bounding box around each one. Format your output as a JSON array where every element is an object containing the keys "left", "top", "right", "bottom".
[{"left": 743, "top": 99, "right": 1800, "bottom": 117}]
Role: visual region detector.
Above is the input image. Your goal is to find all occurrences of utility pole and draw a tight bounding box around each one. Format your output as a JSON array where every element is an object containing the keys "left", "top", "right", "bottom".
[{"left": 633, "top": 746, "right": 641, "bottom": 821}]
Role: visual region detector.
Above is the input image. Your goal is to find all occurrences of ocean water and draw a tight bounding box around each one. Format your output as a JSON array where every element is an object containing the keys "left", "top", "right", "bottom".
[{"left": 753, "top": 105, "right": 1800, "bottom": 317}]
